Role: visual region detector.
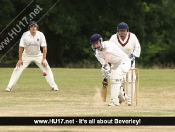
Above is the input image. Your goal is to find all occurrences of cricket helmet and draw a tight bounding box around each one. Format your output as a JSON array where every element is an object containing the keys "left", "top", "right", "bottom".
[
  {"left": 90, "top": 34, "right": 102, "bottom": 44},
  {"left": 117, "top": 22, "right": 129, "bottom": 30}
]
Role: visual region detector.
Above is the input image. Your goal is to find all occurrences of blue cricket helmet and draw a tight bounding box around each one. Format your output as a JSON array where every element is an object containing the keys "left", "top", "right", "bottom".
[
  {"left": 90, "top": 34, "right": 102, "bottom": 44},
  {"left": 117, "top": 22, "right": 129, "bottom": 30}
]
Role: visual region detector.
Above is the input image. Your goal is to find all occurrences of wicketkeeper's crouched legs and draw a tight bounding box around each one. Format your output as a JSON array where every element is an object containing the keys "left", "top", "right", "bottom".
[{"left": 109, "top": 70, "right": 121, "bottom": 106}]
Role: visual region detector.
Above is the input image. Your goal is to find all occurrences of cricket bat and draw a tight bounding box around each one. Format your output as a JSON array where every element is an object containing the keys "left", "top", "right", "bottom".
[{"left": 101, "top": 78, "right": 108, "bottom": 102}]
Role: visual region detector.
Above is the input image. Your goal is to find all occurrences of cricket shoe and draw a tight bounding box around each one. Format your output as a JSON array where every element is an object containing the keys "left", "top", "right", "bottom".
[
  {"left": 5, "top": 87, "right": 11, "bottom": 92},
  {"left": 51, "top": 86, "right": 59, "bottom": 91},
  {"left": 127, "top": 100, "right": 134, "bottom": 106},
  {"left": 128, "top": 102, "right": 134, "bottom": 106},
  {"left": 108, "top": 99, "right": 120, "bottom": 106}
]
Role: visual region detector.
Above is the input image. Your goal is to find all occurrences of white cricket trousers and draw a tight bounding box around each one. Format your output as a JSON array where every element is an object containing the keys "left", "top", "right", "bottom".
[{"left": 7, "top": 53, "right": 58, "bottom": 89}]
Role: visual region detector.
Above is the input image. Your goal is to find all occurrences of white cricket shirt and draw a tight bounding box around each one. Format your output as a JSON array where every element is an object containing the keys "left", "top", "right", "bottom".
[
  {"left": 95, "top": 41, "right": 128, "bottom": 65},
  {"left": 109, "top": 32, "right": 141, "bottom": 57},
  {"left": 19, "top": 31, "right": 47, "bottom": 55}
]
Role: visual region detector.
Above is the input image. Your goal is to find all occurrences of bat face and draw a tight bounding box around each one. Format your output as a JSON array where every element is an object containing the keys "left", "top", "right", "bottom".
[{"left": 101, "top": 78, "right": 108, "bottom": 102}]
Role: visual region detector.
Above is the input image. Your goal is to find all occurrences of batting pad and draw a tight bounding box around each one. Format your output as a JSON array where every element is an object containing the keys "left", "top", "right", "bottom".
[{"left": 110, "top": 70, "right": 122, "bottom": 104}]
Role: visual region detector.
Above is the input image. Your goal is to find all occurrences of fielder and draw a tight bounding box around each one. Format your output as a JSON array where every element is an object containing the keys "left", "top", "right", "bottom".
[
  {"left": 90, "top": 34, "right": 131, "bottom": 106},
  {"left": 5, "top": 21, "right": 58, "bottom": 92},
  {"left": 109, "top": 22, "right": 141, "bottom": 106}
]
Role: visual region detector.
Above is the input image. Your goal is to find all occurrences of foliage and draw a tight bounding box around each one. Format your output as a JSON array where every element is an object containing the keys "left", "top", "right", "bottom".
[{"left": 1, "top": 0, "right": 175, "bottom": 68}]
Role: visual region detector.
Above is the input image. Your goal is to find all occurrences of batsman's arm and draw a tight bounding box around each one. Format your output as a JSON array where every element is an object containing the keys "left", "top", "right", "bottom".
[
  {"left": 95, "top": 52, "right": 105, "bottom": 65},
  {"left": 105, "top": 52, "right": 111, "bottom": 65}
]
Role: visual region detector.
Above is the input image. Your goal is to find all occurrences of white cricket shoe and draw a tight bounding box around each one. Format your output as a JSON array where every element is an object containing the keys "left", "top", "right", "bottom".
[
  {"left": 5, "top": 87, "right": 11, "bottom": 92},
  {"left": 108, "top": 102, "right": 116, "bottom": 106},
  {"left": 52, "top": 86, "right": 59, "bottom": 91},
  {"left": 108, "top": 99, "right": 120, "bottom": 106}
]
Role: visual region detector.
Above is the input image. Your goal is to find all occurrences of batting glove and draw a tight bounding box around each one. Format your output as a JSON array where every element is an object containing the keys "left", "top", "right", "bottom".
[
  {"left": 102, "top": 64, "right": 111, "bottom": 79},
  {"left": 102, "top": 72, "right": 111, "bottom": 79},
  {"left": 130, "top": 54, "right": 135, "bottom": 67}
]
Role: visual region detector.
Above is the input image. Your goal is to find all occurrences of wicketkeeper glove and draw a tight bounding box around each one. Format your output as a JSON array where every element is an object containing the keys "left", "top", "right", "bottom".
[
  {"left": 130, "top": 53, "right": 135, "bottom": 67},
  {"left": 102, "top": 64, "right": 111, "bottom": 79}
]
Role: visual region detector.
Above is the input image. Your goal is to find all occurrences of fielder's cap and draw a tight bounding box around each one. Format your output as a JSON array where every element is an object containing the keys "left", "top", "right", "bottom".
[
  {"left": 117, "top": 22, "right": 129, "bottom": 30},
  {"left": 29, "top": 21, "right": 38, "bottom": 27},
  {"left": 90, "top": 34, "right": 102, "bottom": 44}
]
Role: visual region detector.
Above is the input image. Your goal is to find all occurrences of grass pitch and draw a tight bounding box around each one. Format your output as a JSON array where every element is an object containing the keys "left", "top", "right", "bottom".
[{"left": 0, "top": 68, "right": 175, "bottom": 131}]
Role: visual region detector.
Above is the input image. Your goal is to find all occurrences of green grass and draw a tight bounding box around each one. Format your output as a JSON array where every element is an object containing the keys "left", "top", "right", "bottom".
[{"left": 1, "top": 68, "right": 175, "bottom": 131}]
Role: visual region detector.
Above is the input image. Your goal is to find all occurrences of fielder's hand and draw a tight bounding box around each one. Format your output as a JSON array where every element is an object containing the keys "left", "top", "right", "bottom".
[
  {"left": 16, "top": 60, "right": 23, "bottom": 68},
  {"left": 41, "top": 59, "right": 47, "bottom": 67},
  {"left": 130, "top": 54, "right": 135, "bottom": 67}
]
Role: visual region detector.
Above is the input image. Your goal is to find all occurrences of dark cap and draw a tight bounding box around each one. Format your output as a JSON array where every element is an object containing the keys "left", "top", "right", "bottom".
[{"left": 29, "top": 21, "right": 38, "bottom": 27}]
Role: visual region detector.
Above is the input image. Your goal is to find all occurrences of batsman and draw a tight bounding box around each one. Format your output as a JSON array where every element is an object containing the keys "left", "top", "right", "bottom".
[
  {"left": 109, "top": 22, "right": 141, "bottom": 106},
  {"left": 90, "top": 34, "right": 131, "bottom": 106}
]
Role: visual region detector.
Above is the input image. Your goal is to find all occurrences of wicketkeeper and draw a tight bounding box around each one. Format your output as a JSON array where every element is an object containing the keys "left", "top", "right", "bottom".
[
  {"left": 90, "top": 34, "right": 130, "bottom": 106},
  {"left": 5, "top": 21, "right": 58, "bottom": 92},
  {"left": 109, "top": 22, "right": 141, "bottom": 106}
]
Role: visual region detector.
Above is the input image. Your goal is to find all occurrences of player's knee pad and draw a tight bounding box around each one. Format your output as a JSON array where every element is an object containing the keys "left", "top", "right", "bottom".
[
  {"left": 110, "top": 70, "right": 122, "bottom": 84},
  {"left": 110, "top": 70, "right": 122, "bottom": 102}
]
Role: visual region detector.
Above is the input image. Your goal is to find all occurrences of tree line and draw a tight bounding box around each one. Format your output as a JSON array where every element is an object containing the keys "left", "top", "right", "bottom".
[{"left": 0, "top": 0, "right": 175, "bottom": 68}]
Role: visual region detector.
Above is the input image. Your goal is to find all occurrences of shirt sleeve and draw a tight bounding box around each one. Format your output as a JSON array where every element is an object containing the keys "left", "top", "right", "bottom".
[
  {"left": 105, "top": 41, "right": 113, "bottom": 53},
  {"left": 132, "top": 34, "right": 141, "bottom": 58},
  {"left": 109, "top": 35, "right": 116, "bottom": 44},
  {"left": 40, "top": 32, "right": 47, "bottom": 47},
  {"left": 95, "top": 51, "right": 105, "bottom": 65},
  {"left": 19, "top": 32, "right": 26, "bottom": 47}
]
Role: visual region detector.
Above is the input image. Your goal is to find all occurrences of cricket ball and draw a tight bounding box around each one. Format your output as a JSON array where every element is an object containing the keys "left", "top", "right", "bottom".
[{"left": 43, "top": 71, "right": 47, "bottom": 76}]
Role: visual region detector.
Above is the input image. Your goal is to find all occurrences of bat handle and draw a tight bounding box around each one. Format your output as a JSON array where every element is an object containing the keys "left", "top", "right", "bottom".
[{"left": 102, "top": 78, "right": 108, "bottom": 87}]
